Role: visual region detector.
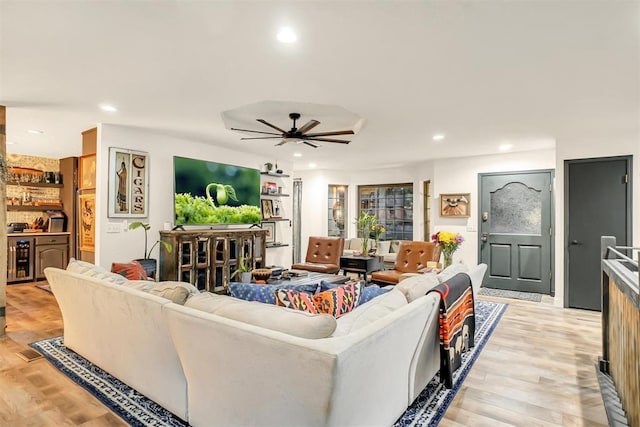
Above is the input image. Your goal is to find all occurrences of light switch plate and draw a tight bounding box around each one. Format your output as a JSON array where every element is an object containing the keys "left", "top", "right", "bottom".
[{"left": 106, "top": 223, "right": 121, "bottom": 233}]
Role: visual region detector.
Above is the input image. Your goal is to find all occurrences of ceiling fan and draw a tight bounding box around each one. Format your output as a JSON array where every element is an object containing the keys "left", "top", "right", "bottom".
[{"left": 230, "top": 112, "right": 354, "bottom": 148}]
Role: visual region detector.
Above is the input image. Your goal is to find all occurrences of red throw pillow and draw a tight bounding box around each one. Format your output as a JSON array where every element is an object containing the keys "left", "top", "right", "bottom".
[
  {"left": 275, "top": 281, "right": 362, "bottom": 318},
  {"left": 111, "top": 261, "right": 148, "bottom": 281}
]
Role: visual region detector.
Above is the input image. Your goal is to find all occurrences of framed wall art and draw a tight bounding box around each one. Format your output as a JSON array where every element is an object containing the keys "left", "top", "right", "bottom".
[
  {"left": 79, "top": 154, "right": 96, "bottom": 190},
  {"left": 108, "top": 148, "right": 149, "bottom": 218},
  {"left": 262, "top": 221, "right": 276, "bottom": 244},
  {"left": 261, "top": 199, "right": 274, "bottom": 219},
  {"left": 79, "top": 193, "right": 96, "bottom": 251},
  {"left": 440, "top": 193, "right": 471, "bottom": 217}
]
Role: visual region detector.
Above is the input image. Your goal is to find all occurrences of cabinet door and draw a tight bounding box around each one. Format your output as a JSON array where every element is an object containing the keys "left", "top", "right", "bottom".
[{"left": 36, "top": 246, "right": 69, "bottom": 279}]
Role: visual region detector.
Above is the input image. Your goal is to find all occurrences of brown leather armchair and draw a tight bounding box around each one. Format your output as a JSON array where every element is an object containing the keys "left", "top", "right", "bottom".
[
  {"left": 371, "top": 241, "right": 441, "bottom": 286},
  {"left": 291, "top": 236, "right": 344, "bottom": 274}
]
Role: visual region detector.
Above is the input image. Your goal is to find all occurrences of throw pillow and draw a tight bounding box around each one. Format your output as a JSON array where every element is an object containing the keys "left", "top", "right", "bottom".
[
  {"left": 359, "top": 284, "right": 391, "bottom": 304},
  {"left": 149, "top": 281, "right": 198, "bottom": 305},
  {"left": 275, "top": 281, "right": 363, "bottom": 318},
  {"left": 396, "top": 272, "right": 439, "bottom": 303},
  {"left": 228, "top": 282, "right": 319, "bottom": 305},
  {"left": 66, "top": 258, "right": 128, "bottom": 285},
  {"left": 111, "top": 261, "right": 148, "bottom": 281},
  {"left": 437, "top": 263, "right": 469, "bottom": 284}
]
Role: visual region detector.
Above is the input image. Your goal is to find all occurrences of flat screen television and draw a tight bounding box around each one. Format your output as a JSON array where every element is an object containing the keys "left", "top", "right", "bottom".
[{"left": 173, "top": 156, "right": 261, "bottom": 225}]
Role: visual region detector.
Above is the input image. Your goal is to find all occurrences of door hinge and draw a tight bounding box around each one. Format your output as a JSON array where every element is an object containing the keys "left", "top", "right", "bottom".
[
  {"left": 549, "top": 270, "right": 552, "bottom": 281},
  {"left": 549, "top": 227, "right": 552, "bottom": 237},
  {"left": 623, "top": 174, "right": 628, "bottom": 184}
]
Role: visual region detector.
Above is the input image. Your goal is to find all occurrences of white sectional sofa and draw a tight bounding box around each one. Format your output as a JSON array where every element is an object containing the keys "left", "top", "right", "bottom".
[{"left": 45, "top": 260, "right": 487, "bottom": 427}]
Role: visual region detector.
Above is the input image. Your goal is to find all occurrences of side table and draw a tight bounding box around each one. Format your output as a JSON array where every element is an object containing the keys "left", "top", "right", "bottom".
[{"left": 339, "top": 255, "right": 384, "bottom": 283}]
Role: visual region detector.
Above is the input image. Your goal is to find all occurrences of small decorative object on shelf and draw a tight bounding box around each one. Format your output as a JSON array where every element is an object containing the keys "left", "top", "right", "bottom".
[
  {"left": 264, "top": 162, "right": 273, "bottom": 173},
  {"left": 275, "top": 161, "right": 283, "bottom": 175},
  {"left": 432, "top": 231, "right": 464, "bottom": 268}
]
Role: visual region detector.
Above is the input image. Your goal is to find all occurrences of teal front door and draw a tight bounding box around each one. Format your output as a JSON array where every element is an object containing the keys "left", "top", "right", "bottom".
[{"left": 479, "top": 170, "right": 554, "bottom": 294}]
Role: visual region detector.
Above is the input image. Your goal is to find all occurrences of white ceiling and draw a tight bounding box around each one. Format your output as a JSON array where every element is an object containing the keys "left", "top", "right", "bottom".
[{"left": 1, "top": 1, "right": 638, "bottom": 171}]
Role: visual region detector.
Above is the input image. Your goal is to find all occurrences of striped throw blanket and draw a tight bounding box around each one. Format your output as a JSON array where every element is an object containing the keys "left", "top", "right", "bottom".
[{"left": 428, "top": 272, "right": 475, "bottom": 388}]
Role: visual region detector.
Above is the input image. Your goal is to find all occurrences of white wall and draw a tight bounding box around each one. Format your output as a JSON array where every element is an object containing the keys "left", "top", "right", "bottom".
[
  {"left": 295, "top": 165, "right": 433, "bottom": 257},
  {"left": 94, "top": 124, "right": 293, "bottom": 270}
]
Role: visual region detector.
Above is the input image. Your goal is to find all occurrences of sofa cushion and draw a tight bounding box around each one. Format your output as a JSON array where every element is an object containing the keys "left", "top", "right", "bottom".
[
  {"left": 185, "top": 292, "right": 337, "bottom": 339},
  {"left": 111, "top": 261, "right": 148, "bottom": 281},
  {"left": 437, "top": 263, "right": 469, "bottom": 283},
  {"left": 332, "top": 289, "right": 407, "bottom": 336},
  {"left": 228, "top": 282, "right": 319, "bottom": 305},
  {"left": 395, "top": 272, "right": 439, "bottom": 303},
  {"left": 126, "top": 280, "right": 199, "bottom": 305},
  {"left": 275, "top": 281, "right": 363, "bottom": 318},
  {"left": 66, "top": 258, "right": 128, "bottom": 285},
  {"left": 376, "top": 240, "right": 391, "bottom": 255}
]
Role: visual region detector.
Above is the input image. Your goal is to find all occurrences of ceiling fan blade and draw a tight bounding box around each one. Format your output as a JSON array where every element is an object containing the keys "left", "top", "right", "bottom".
[
  {"left": 230, "top": 127, "right": 282, "bottom": 136},
  {"left": 303, "top": 141, "right": 319, "bottom": 148},
  {"left": 240, "top": 136, "right": 284, "bottom": 140},
  {"left": 275, "top": 140, "right": 287, "bottom": 146},
  {"left": 297, "top": 120, "right": 321, "bottom": 134},
  {"left": 257, "top": 119, "right": 287, "bottom": 134},
  {"left": 305, "top": 130, "right": 355, "bottom": 137},
  {"left": 306, "top": 137, "right": 351, "bottom": 144}
]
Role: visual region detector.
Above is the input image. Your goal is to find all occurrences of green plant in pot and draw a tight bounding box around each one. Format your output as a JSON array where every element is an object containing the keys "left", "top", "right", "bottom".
[
  {"left": 231, "top": 256, "right": 252, "bottom": 283},
  {"left": 128, "top": 221, "right": 172, "bottom": 278}
]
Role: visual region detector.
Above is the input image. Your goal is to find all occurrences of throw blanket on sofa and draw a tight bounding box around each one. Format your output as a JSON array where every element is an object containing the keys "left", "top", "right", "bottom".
[{"left": 428, "top": 272, "right": 475, "bottom": 388}]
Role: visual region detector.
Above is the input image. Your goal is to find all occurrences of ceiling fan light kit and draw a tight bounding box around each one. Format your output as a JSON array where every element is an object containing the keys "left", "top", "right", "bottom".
[{"left": 230, "top": 112, "right": 355, "bottom": 148}]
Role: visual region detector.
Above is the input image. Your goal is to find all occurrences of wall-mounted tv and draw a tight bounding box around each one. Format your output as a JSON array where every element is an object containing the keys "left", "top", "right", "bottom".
[{"left": 173, "top": 156, "right": 261, "bottom": 225}]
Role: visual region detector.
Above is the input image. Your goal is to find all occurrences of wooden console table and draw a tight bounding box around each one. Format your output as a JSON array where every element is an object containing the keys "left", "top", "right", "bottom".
[{"left": 159, "top": 229, "right": 267, "bottom": 293}]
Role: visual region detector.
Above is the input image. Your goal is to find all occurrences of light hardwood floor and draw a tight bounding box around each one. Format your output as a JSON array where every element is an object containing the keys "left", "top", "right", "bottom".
[{"left": 0, "top": 283, "right": 607, "bottom": 426}]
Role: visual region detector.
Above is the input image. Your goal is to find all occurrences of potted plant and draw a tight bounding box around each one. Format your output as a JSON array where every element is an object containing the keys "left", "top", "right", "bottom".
[
  {"left": 231, "top": 256, "right": 252, "bottom": 283},
  {"left": 128, "top": 221, "right": 173, "bottom": 278}
]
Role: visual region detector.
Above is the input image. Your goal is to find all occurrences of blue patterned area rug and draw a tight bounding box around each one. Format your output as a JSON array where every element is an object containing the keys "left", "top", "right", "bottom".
[{"left": 30, "top": 300, "right": 506, "bottom": 427}]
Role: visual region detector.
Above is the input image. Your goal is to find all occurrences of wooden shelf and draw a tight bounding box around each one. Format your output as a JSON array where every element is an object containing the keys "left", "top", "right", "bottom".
[
  {"left": 266, "top": 243, "right": 289, "bottom": 248},
  {"left": 260, "top": 172, "right": 290, "bottom": 177},
  {"left": 261, "top": 192, "right": 290, "bottom": 197},
  {"left": 7, "top": 181, "right": 63, "bottom": 188},
  {"left": 7, "top": 205, "right": 63, "bottom": 212}
]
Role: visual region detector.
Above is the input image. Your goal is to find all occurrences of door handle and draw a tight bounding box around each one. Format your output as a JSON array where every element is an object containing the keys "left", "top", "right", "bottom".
[
  {"left": 570, "top": 240, "right": 581, "bottom": 245},
  {"left": 481, "top": 232, "right": 489, "bottom": 242}
]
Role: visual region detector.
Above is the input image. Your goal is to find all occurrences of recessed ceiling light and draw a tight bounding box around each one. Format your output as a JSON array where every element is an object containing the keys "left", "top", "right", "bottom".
[
  {"left": 308, "top": 163, "right": 317, "bottom": 168},
  {"left": 99, "top": 104, "right": 118, "bottom": 112},
  {"left": 293, "top": 153, "right": 302, "bottom": 157},
  {"left": 432, "top": 134, "right": 445, "bottom": 141},
  {"left": 6, "top": 141, "right": 15, "bottom": 145},
  {"left": 499, "top": 144, "right": 513, "bottom": 151},
  {"left": 277, "top": 27, "right": 297, "bottom": 43},
  {"left": 27, "top": 129, "right": 43, "bottom": 134}
]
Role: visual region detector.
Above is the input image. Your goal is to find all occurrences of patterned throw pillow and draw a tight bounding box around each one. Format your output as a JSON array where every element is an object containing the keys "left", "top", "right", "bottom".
[
  {"left": 321, "top": 280, "right": 389, "bottom": 305},
  {"left": 228, "top": 282, "right": 319, "bottom": 305},
  {"left": 111, "top": 261, "right": 148, "bottom": 281},
  {"left": 275, "top": 281, "right": 363, "bottom": 318}
]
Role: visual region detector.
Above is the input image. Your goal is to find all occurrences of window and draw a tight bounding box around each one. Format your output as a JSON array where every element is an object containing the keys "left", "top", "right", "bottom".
[
  {"left": 423, "top": 180, "right": 431, "bottom": 241},
  {"left": 328, "top": 185, "right": 347, "bottom": 237},
  {"left": 358, "top": 183, "right": 413, "bottom": 241}
]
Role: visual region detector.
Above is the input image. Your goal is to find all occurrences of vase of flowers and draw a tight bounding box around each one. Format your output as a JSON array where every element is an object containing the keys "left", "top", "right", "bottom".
[
  {"left": 370, "top": 223, "right": 386, "bottom": 253},
  {"left": 355, "top": 212, "right": 376, "bottom": 254},
  {"left": 432, "top": 231, "right": 464, "bottom": 268}
]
